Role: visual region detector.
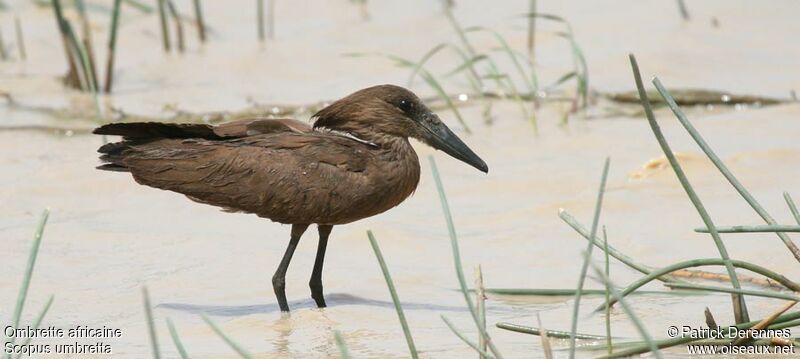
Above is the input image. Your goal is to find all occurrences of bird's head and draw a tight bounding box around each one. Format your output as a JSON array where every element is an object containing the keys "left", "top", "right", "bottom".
[{"left": 312, "top": 84, "right": 488, "bottom": 173}]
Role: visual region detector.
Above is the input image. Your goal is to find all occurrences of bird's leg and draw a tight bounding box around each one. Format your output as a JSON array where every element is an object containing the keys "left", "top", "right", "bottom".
[
  {"left": 310, "top": 224, "right": 333, "bottom": 308},
  {"left": 272, "top": 223, "right": 309, "bottom": 312}
]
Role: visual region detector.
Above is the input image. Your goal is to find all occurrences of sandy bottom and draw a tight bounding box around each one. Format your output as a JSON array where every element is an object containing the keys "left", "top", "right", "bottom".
[{"left": 2, "top": 0, "right": 800, "bottom": 358}]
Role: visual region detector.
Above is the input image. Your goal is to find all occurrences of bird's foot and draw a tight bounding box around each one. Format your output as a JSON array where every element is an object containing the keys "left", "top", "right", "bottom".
[{"left": 312, "top": 295, "right": 327, "bottom": 308}]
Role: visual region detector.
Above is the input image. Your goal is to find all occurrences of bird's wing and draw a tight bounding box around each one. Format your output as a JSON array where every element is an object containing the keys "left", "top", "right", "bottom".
[
  {"left": 115, "top": 132, "right": 376, "bottom": 224},
  {"left": 214, "top": 118, "right": 312, "bottom": 137},
  {"left": 93, "top": 118, "right": 312, "bottom": 140}
]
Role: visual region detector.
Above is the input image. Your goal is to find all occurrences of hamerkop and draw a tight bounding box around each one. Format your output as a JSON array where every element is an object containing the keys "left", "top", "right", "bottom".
[{"left": 94, "top": 84, "right": 487, "bottom": 312}]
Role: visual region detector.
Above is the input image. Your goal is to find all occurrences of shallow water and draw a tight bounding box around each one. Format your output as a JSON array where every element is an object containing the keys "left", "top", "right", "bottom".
[{"left": 2, "top": 1, "right": 800, "bottom": 358}]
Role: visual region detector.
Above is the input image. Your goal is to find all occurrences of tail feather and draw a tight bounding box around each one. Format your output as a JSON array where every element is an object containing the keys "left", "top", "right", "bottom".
[
  {"left": 96, "top": 163, "right": 130, "bottom": 172},
  {"left": 93, "top": 119, "right": 313, "bottom": 173},
  {"left": 93, "top": 122, "right": 220, "bottom": 140},
  {"left": 97, "top": 140, "right": 132, "bottom": 172},
  {"left": 94, "top": 122, "right": 222, "bottom": 173}
]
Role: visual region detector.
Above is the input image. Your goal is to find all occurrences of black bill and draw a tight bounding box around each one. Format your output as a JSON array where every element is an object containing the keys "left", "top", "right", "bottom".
[{"left": 419, "top": 113, "right": 488, "bottom": 173}]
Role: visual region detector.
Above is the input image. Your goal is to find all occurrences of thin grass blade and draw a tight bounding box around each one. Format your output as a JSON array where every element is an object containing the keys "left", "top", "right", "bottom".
[
  {"left": 11, "top": 209, "right": 49, "bottom": 331},
  {"left": 10, "top": 295, "right": 54, "bottom": 359},
  {"left": 442, "top": 316, "right": 495, "bottom": 359},
  {"left": 333, "top": 331, "right": 352, "bottom": 359},
  {"left": 165, "top": 318, "right": 189, "bottom": 359},
  {"left": 104, "top": 0, "right": 122, "bottom": 93},
  {"left": 157, "top": 0, "right": 170, "bottom": 51},
  {"left": 142, "top": 287, "right": 161, "bottom": 359},
  {"left": 475, "top": 265, "right": 486, "bottom": 359},
  {"left": 592, "top": 264, "right": 663, "bottom": 359},
  {"left": 652, "top": 77, "right": 800, "bottom": 263},
  {"left": 14, "top": 16, "right": 26, "bottom": 61},
  {"left": 594, "top": 258, "right": 800, "bottom": 312},
  {"left": 496, "top": 322, "right": 609, "bottom": 340},
  {"left": 695, "top": 225, "right": 800, "bottom": 233},
  {"left": 603, "top": 227, "right": 612, "bottom": 355},
  {"left": 558, "top": 209, "right": 678, "bottom": 282},
  {"left": 201, "top": 314, "right": 253, "bottom": 359},
  {"left": 568, "top": 158, "right": 610, "bottom": 359},
  {"left": 630, "top": 54, "right": 748, "bottom": 323},
  {"left": 193, "top": 0, "right": 206, "bottom": 42},
  {"left": 664, "top": 283, "right": 800, "bottom": 302},
  {"left": 429, "top": 156, "right": 503, "bottom": 359},
  {"left": 367, "top": 230, "right": 419, "bottom": 359},
  {"left": 785, "top": 192, "right": 800, "bottom": 225}
]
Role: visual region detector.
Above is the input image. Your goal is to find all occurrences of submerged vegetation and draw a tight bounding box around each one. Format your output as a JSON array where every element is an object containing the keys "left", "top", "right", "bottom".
[
  {"left": 3, "top": 210, "right": 53, "bottom": 359},
  {"left": 0, "top": 0, "right": 788, "bottom": 133}
]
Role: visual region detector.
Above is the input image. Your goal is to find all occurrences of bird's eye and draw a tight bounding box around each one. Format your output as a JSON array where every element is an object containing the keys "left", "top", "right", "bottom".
[{"left": 398, "top": 99, "right": 414, "bottom": 113}]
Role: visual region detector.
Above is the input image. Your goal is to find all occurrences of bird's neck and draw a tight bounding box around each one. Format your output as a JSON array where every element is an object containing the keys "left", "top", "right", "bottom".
[{"left": 371, "top": 134, "right": 421, "bottom": 206}]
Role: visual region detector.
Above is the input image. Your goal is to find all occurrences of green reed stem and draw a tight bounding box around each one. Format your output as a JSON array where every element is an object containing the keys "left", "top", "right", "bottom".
[
  {"left": 603, "top": 227, "right": 612, "bottom": 355},
  {"left": 165, "top": 318, "right": 188, "bottom": 359},
  {"left": 267, "top": 0, "right": 274, "bottom": 39},
  {"left": 142, "top": 287, "right": 161, "bottom": 359},
  {"left": 665, "top": 283, "right": 800, "bottom": 302},
  {"left": 333, "top": 331, "right": 352, "bottom": 359},
  {"left": 695, "top": 225, "right": 800, "bottom": 233},
  {"left": 442, "top": 315, "right": 495, "bottom": 358},
  {"left": 10, "top": 210, "right": 49, "bottom": 333},
  {"left": 51, "top": 0, "right": 81, "bottom": 89},
  {"left": 10, "top": 295, "right": 55, "bottom": 359},
  {"left": 157, "top": 0, "right": 170, "bottom": 51},
  {"left": 409, "top": 43, "right": 482, "bottom": 93},
  {"left": 444, "top": 7, "right": 476, "bottom": 57},
  {"left": 475, "top": 265, "right": 487, "bottom": 359},
  {"left": 74, "top": 0, "right": 99, "bottom": 90},
  {"left": 558, "top": 209, "right": 680, "bottom": 282},
  {"left": 166, "top": 0, "right": 184, "bottom": 52},
  {"left": 481, "top": 288, "right": 697, "bottom": 296},
  {"left": 14, "top": 16, "right": 26, "bottom": 61},
  {"left": 592, "top": 265, "right": 663, "bottom": 359},
  {"left": 104, "top": 0, "right": 122, "bottom": 93},
  {"left": 569, "top": 158, "right": 610, "bottom": 359},
  {"left": 630, "top": 54, "right": 748, "bottom": 323},
  {"left": 5, "top": 212, "right": 50, "bottom": 359},
  {"left": 124, "top": 0, "right": 154, "bottom": 13},
  {"left": 601, "top": 311, "right": 800, "bottom": 358},
  {"left": 201, "top": 314, "right": 253, "bottom": 359},
  {"left": 770, "top": 318, "right": 800, "bottom": 330},
  {"left": 62, "top": 21, "right": 89, "bottom": 90},
  {"left": 257, "top": 0, "right": 264, "bottom": 41},
  {"left": 73, "top": 31, "right": 102, "bottom": 118},
  {"left": 527, "top": 0, "right": 536, "bottom": 60},
  {"left": 3, "top": 214, "right": 53, "bottom": 358},
  {"left": 785, "top": 192, "right": 800, "bottom": 225},
  {"left": 192, "top": 0, "right": 206, "bottom": 42},
  {"left": 676, "top": 0, "right": 690, "bottom": 20},
  {"left": 0, "top": 25, "right": 7, "bottom": 61},
  {"left": 367, "top": 230, "right": 419, "bottom": 359},
  {"left": 652, "top": 77, "right": 800, "bottom": 262},
  {"left": 496, "top": 322, "right": 609, "bottom": 340},
  {"left": 594, "top": 258, "right": 800, "bottom": 313},
  {"left": 429, "top": 156, "right": 504, "bottom": 359},
  {"left": 465, "top": 27, "right": 536, "bottom": 93}
]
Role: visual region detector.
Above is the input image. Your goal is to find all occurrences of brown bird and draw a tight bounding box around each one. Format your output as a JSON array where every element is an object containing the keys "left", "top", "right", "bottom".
[{"left": 94, "top": 84, "right": 487, "bottom": 312}]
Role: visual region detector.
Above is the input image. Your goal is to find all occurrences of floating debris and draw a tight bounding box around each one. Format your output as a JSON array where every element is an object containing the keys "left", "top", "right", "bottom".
[{"left": 607, "top": 89, "right": 784, "bottom": 106}]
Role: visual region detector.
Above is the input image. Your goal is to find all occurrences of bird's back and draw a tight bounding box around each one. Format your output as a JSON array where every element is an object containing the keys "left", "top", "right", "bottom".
[{"left": 94, "top": 118, "right": 420, "bottom": 225}]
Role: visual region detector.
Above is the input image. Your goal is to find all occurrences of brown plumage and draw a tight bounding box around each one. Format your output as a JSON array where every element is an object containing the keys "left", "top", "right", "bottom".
[{"left": 94, "top": 84, "right": 487, "bottom": 311}]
